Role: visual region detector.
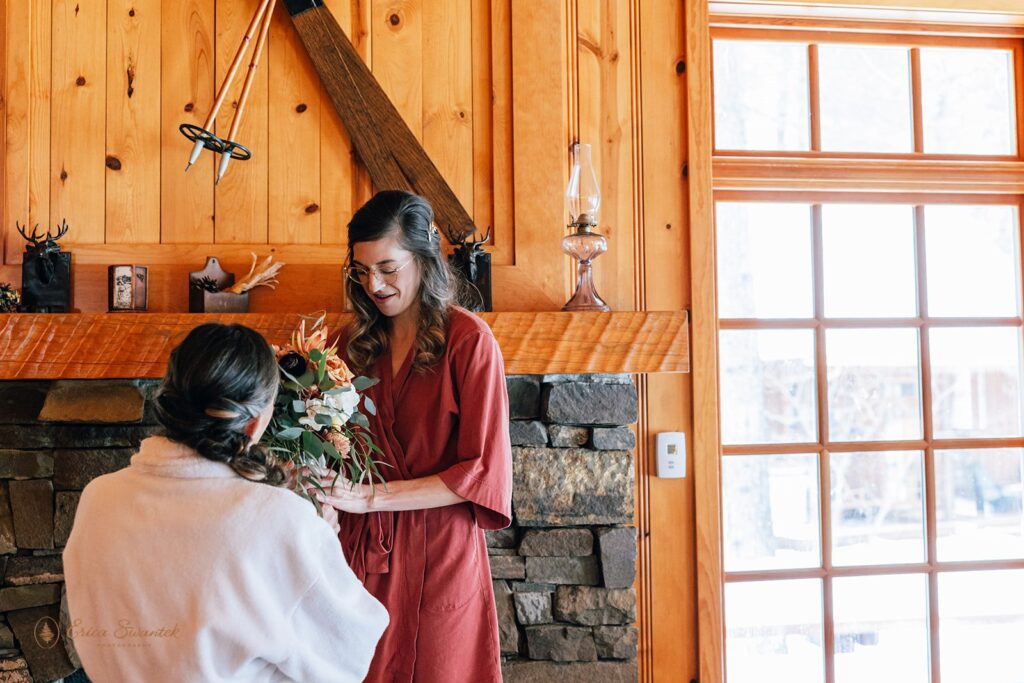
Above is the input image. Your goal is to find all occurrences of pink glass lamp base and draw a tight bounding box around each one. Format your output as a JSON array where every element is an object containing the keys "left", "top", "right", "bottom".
[{"left": 562, "top": 230, "right": 611, "bottom": 312}]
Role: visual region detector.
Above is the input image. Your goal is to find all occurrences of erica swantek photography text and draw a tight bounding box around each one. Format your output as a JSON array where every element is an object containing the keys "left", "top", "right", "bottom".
[{"left": 64, "top": 618, "right": 182, "bottom": 647}]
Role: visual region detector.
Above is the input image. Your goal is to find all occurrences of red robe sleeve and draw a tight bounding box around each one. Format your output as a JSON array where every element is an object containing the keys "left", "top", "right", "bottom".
[{"left": 436, "top": 329, "right": 513, "bottom": 530}]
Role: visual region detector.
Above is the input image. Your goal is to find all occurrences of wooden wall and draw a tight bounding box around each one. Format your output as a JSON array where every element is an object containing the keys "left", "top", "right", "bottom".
[{"left": 0, "top": 1, "right": 695, "bottom": 680}]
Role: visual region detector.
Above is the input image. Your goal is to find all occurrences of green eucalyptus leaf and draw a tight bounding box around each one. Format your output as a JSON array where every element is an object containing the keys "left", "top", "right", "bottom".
[
  {"left": 277, "top": 427, "right": 303, "bottom": 440},
  {"left": 350, "top": 412, "right": 370, "bottom": 430},
  {"left": 352, "top": 376, "right": 379, "bottom": 392},
  {"left": 363, "top": 396, "right": 377, "bottom": 416}
]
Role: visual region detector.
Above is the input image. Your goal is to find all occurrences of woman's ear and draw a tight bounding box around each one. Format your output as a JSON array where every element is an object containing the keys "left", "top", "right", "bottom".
[{"left": 243, "top": 416, "right": 261, "bottom": 441}]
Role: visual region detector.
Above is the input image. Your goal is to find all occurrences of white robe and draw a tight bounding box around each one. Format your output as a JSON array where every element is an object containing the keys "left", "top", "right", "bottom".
[{"left": 63, "top": 436, "right": 388, "bottom": 683}]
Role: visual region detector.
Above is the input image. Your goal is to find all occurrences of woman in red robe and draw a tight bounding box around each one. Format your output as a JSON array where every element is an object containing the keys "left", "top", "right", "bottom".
[{"left": 318, "top": 190, "right": 513, "bottom": 682}]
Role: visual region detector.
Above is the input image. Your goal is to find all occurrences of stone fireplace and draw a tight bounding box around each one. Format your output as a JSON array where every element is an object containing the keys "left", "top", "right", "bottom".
[{"left": 0, "top": 375, "right": 639, "bottom": 682}]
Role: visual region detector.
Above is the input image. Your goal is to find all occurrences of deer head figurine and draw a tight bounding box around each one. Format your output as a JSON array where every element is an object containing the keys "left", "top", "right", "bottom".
[{"left": 17, "top": 219, "right": 72, "bottom": 312}]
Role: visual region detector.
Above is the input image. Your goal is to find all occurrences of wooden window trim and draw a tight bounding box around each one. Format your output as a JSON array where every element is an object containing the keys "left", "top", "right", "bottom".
[{"left": 693, "top": 10, "right": 1024, "bottom": 683}]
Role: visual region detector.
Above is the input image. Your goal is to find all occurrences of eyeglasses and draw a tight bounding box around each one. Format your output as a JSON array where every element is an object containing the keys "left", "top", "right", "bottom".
[{"left": 344, "top": 257, "right": 415, "bottom": 286}]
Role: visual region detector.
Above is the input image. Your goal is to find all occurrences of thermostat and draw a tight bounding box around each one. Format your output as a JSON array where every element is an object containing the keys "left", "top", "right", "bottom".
[{"left": 656, "top": 432, "right": 686, "bottom": 478}]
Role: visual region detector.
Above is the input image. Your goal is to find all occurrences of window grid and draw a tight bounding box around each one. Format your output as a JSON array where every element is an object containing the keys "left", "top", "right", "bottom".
[{"left": 718, "top": 195, "right": 1024, "bottom": 683}]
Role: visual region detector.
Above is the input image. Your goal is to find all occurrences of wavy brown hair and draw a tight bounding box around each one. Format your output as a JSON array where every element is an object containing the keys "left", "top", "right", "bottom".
[
  {"left": 345, "top": 191, "right": 460, "bottom": 374},
  {"left": 153, "top": 323, "right": 286, "bottom": 486}
]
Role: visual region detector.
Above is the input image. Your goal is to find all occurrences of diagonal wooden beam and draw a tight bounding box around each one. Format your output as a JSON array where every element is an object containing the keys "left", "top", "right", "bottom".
[{"left": 284, "top": 0, "right": 477, "bottom": 244}]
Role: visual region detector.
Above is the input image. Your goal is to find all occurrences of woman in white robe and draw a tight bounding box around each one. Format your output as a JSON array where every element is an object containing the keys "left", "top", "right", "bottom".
[{"left": 63, "top": 323, "right": 388, "bottom": 683}]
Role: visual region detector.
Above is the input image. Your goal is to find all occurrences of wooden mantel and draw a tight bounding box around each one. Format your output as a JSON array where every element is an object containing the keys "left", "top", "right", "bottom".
[{"left": 0, "top": 311, "right": 689, "bottom": 380}]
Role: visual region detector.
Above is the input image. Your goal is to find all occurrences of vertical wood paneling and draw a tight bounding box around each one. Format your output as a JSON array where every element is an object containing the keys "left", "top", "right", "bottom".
[
  {"left": 214, "top": 0, "right": 269, "bottom": 243},
  {"left": 488, "top": 0, "right": 515, "bottom": 265},
  {"left": 29, "top": 0, "right": 53, "bottom": 258},
  {"left": 422, "top": 0, "right": 474, "bottom": 222},
  {"left": 504, "top": 0, "right": 569, "bottom": 310},
  {"left": 641, "top": 1, "right": 695, "bottom": 681},
  {"left": 269, "top": 3, "right": 321, "bottom": 244},
  {"left": 106, "top": 0, "right": 161, "bottom": 244},
  {"left": 320, "top": 0, "right": 372, "bottom": 244},
  {"left": 161, "top": 0, "right": 215, "bottom": 243},
  {"left": 51, "top": 0, "right": 106, "bottom": 244},
  {"left": 3, "top": 0, "right": 30, "bottom": 264},
  {"left": 578, "top": 0, "right": 636, "bottom": 312},
  {"left": 372, "top": 0, "right": 423, "bottom": 141},
  {"left": 470, "top": 0, "right": 494, "bottom": 246}
]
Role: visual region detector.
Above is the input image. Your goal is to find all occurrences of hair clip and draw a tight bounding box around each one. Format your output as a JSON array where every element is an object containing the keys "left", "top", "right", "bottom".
[
  {"left": 429, "top": 223, "right": 440, "bottom": 243},
  {"left": 205, "top": 407, "right": 241, "bottom": 419}
]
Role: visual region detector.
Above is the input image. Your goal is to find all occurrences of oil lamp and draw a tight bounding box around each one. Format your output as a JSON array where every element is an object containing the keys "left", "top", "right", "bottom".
[{"left": 562, "top": 143, "right": 610, "bottom": 312}]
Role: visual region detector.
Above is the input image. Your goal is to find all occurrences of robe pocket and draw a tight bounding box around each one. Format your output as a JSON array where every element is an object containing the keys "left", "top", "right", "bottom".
[{"left": 421, "top": 504, "right": 485, "bottom": 613}]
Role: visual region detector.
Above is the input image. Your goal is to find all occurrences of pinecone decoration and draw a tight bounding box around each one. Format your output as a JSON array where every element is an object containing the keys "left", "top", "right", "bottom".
[{"left": 0, "top": 283, "right": 20, "bottom": 313}]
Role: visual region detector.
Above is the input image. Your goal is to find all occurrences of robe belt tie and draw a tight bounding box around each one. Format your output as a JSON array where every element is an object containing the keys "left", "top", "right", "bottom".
[{"left": 340, "top": 510, "right": 395, "bottom": 581}]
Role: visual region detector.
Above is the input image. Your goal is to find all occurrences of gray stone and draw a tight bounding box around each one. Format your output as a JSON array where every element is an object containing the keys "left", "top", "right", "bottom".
[
  {"left": 0, "top": 451, "right": 54, "bottom": 479},
  {"left": 54, "top": 492, "right": 81, "bottom": 547},
  {"left": 494, "top": 581, "right": 522, "bottom": 656},
  {"left": 0, "top": 383, "right": 50, "bottom": 424},
  {"left": 542, "top": 382, "right": 638, "bottom": 426},
  {"left": 594, "top": 626, "right": 638, "bottom": 659},
  {"left": 548, "top": 425, "right": 589, "bottom": 448},
  {"left": 510, "top": 420, "right": 548, "bottom": 446},
  {"left": 490, "top": 554, "right": 526, "bottom": 580},
  {"left": 0, "top": 584, "right": 62, "bottom": 611},
  {"left": 512, "top": 582, "right": 557, "bottom": 593},
  {"left": 591, "top": 427, "right": 636, "bottom": 451},
  {"left": 7, "top": 604, "right": 75, "bottom": 682},
  {"left": 502, "top": 661, "right": 638, "bottom": 683},
  {"left": 554, "top": 586, "right": 636, "bottom": 626},
  {"left": 507, "top": 376, "right": 541, "bottom": 420},
  {"left": 513, "top": 448, "right": 634, "bottom": 526},
  {"left": 38, "top": 380, "right": 145, "bottom": 423},
  {"left": 0, "top": 424, "right": 152, "bottom": 450},
  {"left": 525, "top": 557, "right": 599, "bottom": 586},
  {"left": 0, "top": 483, "right": 16, "bottom": 554},
  {"left": 3, "top": 556, "right": 63, "bottom": 586},
  {"left": 9, "top": 480, "right": 54, "bottom": 549},
  {"left": 513, "top": 592, "right": 553, "bottom": 625},
  {"left": 596, "top": 527, "right": 637, "bottom": 589},
  {"left": 519, "top": 529, "right": 593, "bottom": 557},
  {"left": 485, "top": 527, "right": 517, "bottom": 549},
  {"left": 488, "top": 547, "right": 518, "bottom": 556},
  {"left": 0, "top": 621, "right": 13, "bottom": 649},
  {"left": 525, "top": 625, "right": 597, "bottom": 662},
  {"left": 53, "top": 449, "right": 133, "bottom": 491},
  {"left": 541, "top": 374, "right": 632, "bottom": 385}
]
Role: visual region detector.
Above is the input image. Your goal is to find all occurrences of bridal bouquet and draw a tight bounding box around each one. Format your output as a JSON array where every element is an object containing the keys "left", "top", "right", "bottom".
[{"left": 261, "top": 313, "right": 384, "bottom": 510}]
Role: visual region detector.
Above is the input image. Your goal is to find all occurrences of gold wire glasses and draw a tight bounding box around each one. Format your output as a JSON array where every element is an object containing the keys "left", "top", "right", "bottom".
[{"left": 344, "top": 257, "right": 415, "bottom": 287}]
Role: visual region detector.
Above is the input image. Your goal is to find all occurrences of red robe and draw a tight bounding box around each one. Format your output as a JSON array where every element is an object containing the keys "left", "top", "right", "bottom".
[{"left": 337, "top": 307, "right": 513, "bottom": 682}]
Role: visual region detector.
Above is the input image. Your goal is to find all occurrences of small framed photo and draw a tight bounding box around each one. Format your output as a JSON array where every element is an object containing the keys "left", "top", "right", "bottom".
[{"left": 108, "top": 265, "right": 148, "bottom": 312}]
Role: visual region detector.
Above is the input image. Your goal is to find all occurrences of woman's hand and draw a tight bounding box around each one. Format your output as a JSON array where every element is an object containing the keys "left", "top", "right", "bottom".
[
  {"left": 313, "top": 475, "right": 373, "bottom": 515},
  {"left": 320, "top": 501, "right": 342, "bottom": 534}
]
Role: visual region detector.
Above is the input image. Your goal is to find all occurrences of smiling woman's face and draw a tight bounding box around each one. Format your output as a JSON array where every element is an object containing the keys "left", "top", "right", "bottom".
[{"left": 351, "top": 233, "right": 422, "bottom": 322}]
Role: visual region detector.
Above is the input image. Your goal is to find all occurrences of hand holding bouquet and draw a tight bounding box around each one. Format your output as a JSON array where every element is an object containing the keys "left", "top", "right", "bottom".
[{"left": 261, "top": 313, "right": 384, "bottom": 513}]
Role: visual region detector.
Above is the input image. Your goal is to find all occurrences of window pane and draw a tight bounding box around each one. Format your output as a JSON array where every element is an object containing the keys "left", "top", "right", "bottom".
[
  {"left": 720, "top": 330, "right": 818, "bottom": 445},
  {"left": 921, "top": 48, "right": 1017, "bottom": 155},
  {"left": 939, "top": 570, "right": 1024, "bottom": 683},
  {"left": 819, "top": 44, "right": 912, "bottom": 153},
  {"left": 833, "top": 574, "right": 930, "bottom": 683},
  {"left": 725, "top": 579, "right": 825, "bottom": 683},
  {"left": 716, "top": 202, "right": 814, "bottom": 319},
  {"left": 831, "top": 451, "right": 925, "bottom": 566},
  {"left": 930, "top": 327, "right": 1024, "bottom": 439},
  {"left": 924, "top": 205, "right": 1021, "bottom": 317},
  {"left": 826, "top": 329, "right": 923, "bottom": 441},
  {"left": 723, "top": 454, "right": 821, "bottom": 571},
  {"left": 936, "top": 448, "right": 1024, "bottom": 561},
  {"left": 822, "top": 204, "right": 918, "bottom": 318},
  {"left": 713, "top": 40, "right": 810, "bottom": 151}
]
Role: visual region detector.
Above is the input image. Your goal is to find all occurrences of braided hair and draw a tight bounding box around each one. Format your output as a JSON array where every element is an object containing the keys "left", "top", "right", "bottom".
[{"left": 153, "top": 323, "right": 285, "bottom": 486}]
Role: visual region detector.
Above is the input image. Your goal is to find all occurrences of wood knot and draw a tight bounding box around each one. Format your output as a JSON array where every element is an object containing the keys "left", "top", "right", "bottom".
[
  {"left": 75, "top": 76, "right": 86, "bottom": 87},
  {"left": 184, "top": 102, "right": 194, "bottom": 113},
  {"left": 296, "top": 103, "right": 308, "bottom": 113},
  {"left": 305, "top": 203, "right": 320, "bottom": 214},
  {"left": 458, "top": 111, "right": 466, "bottom": 119},
  {"left": 675, "top": 60, "right": 685, "bottom": 75},
  {"left": 665, "top": 223, "right": 672, "bottom": 230},
  {"left": 60, "top": 168, "right": 68, "bottom": 182},
  {"left": 388, "top": 13, "right": 401, "bottom": 26},
  {"left": 129, "top": 7, "right": 135, "bottom": 17},
  {"left": 105, "top": 156, "right": 122, "bottom": 171}
]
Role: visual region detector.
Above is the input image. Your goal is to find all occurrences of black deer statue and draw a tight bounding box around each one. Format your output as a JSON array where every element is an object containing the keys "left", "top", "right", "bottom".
[{"left": 18, "top": 219, "right": 72, "bottom": 312}]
